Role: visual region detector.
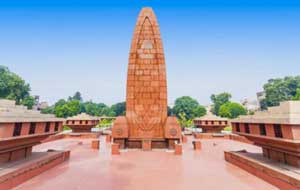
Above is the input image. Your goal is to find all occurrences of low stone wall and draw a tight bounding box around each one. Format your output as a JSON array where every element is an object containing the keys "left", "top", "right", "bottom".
[
  {"left": 225, "top": 151, "right": 300, "bottom": 190},
  {"left": 229, "top": 134, "right": 254, "bottom": 145},
  {"left": 42, "top": 133, "right": 65, "bottom": 143},
  {"left": 63, "top": 132, "right": 101, "bottom": 139},
  {"left": 43, "top": 132, "right": 101, "bottom": 143},
  {"left": 0, "top": 150, "right": 70, "bottom": 190},
  {"left": 193, "top": 133, "right": 253, "bottom": 145},
  {"left": 193, "top": 133, "right": 231, "bottom": 140}
]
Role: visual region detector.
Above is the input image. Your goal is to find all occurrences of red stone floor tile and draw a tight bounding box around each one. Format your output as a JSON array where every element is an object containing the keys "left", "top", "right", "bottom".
[{"left": 12, "top": 137, "right": 278, "bottom": 190}]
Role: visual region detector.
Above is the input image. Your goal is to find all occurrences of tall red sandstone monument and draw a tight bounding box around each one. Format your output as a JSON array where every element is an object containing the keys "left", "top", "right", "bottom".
[{"left": 112, "top": 7, "right": 181, "bottom": 149}]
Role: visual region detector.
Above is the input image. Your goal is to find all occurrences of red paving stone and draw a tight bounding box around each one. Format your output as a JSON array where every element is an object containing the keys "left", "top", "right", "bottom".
[{"left": 13, "top": 136, "right": 278, "bottom": 190}]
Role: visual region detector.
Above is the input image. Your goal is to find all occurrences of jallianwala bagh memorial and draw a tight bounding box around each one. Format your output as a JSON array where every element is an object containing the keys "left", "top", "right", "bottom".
[
  {"left": 1, "top": 7, "right": 300, "bottom": 190},
  {"left": 112, "top": 7, "right": 181, "bottom": 149}
]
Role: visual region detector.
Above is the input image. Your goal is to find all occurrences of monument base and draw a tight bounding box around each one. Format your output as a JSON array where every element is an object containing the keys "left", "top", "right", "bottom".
[
  {"left": 112, "top": 116, "right": 182, "bottom": 150},
  {"left": 113, "top": 138, "right": 179, "bottom": 149},
  {"left": 225, "top": 150, "right": 300, "bottom": 190},
  {"left": 0, "top": 150, "right": 70, "bottom": 190}
]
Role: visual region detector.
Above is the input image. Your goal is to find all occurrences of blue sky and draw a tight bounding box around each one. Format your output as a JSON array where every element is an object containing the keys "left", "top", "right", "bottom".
[{"left": 1, "top": 0, "right": 300, "bottom": 106}]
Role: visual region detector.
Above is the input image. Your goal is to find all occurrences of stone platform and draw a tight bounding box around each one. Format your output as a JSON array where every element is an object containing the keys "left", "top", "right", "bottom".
[
  {"left": 225, "top": 150, "right": 300, "bottom": 190},
  {"left": 10, "top": 136, "right": 277, "bottom": 190},
  {"left": 0, "top": 150, "right": 70, "bottom": 190}
]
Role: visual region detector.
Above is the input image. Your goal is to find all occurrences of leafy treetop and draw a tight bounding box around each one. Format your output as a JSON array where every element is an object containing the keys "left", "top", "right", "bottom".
[
  {"left": 260, "top": 76, "right": 300, "bottom": 109},
  {"left": 172, "top": 96, "right": 206, "bottom": 127},
  {"left": 0, "top": 65, "right": 36, "bottom": 108},
  {"left": 210, "top": 92, "right": 232, "bottom": 115},
  {"left": 218, "top": 102, "right": 247, "bottom": 119}
]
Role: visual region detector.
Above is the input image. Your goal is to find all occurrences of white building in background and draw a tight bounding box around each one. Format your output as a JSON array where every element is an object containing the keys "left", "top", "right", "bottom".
[
  {"left": 32, "top": 95, "right": 49, "bottom": 111},
  {"left": 241, "top": 99, "right": 259, "bottom": 112},
  {"left": 256, "top": 91, "right": 266, "bottom": 109}
]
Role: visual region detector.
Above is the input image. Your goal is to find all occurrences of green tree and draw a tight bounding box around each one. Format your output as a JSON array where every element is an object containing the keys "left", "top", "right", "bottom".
[
  {"left": 210, "top": 92, "right": 232, "bottom": 115},
  {"left": 54, "top": 100, "right": 81, "bottom": 118},
  {"left": 41, "top": 106, "right": 54, "bottom": 114},
  {"left": 68, "top": 91, "right": 83, "bottom": 102},
  {"left": 178, "top": 112, "right": 193, "bottom": 128},
  {"left": 21, "top": 96, "right": 36, "bottom": 109},
  {"left": 101, "top": 107, "right": 116, "bottom": 117},
  {"left": 259, "top": 99, "right": 268, "bottom": 110},
  {"left": 292, "top": 88, "right": 300, "bottom": 100},
  {"left": 98, "top": 118, "right": 113, "bottom": 128},
  {"left": 83, "top": 101, "right": 99, "bottom": 116},
  {"left": 0, "top": 66, "right": 31, "bottom": 104},
  {"left": 219, "top": 102, "right": 247, "bottom": 119},
  {"left": 110, "top": 102, "right": 126, "bottom": 116},
  {"left": 193, "top": 106, "right": 206, "bottom": 117},
  {"left": 52, "top": 99, "right": 67, "bottom": 117},
  {"left": 261, "top": 76, "right": 300, "bottom": 109},
  {"left": 173, "top": 96, "right": 206, "bottom": 120},
  {"left": 66, "top": 100, "right": 81, "bottom": 115}
]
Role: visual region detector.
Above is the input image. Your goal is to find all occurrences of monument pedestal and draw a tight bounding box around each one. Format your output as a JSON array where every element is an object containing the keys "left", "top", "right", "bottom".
[
  {"left": 112, "top": 138, "right": 180, "bottom": 149},
  {"left": 112, "top": 116, "right": 181, "bottom": 150},
  {"left": 111, "top": 143, "right": 120, "bottom": 155},
  {"left": 142, "top": 140, "right": 151, "bottom": 151},
  {"left": 91, "top": 139, "right": 100, "bottom": 149}
]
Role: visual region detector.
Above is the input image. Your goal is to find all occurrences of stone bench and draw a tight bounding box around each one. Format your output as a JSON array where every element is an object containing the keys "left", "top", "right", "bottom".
[
  {"left": 174, "top": 141, "right": 182, "bottom": 155},
  {"left": 192, "top": 140, "right": 202, "bottom": 150},
  {"left": 106, "top": 134, "right": 112, "bottom": 143},
  {"left": 111, "top": 143, "right": 120, "bottom": 155},
  {"left": 182, "top": 135, "right": 188, "bottom": 143},
  {"left": 91, "top": 139, "right": 100, "bottom": 149}
]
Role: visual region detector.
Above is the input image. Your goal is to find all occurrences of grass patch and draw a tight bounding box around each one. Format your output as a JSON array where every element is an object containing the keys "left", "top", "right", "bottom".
[
  {"left": 63, "top": 125, "right": 71, "bottom": 131},
  {"left": 223, "top": 126, "right": 232, "bottom": 132}
]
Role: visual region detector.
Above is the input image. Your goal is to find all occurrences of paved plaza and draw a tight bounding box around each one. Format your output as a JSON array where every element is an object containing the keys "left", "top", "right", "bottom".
[{"left": 13, "top": 136, "right": 277, "bottom": 190}]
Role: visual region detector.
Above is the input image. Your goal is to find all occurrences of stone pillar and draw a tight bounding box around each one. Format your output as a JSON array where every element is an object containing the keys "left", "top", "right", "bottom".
[
  {"left": 106, "top": 135, "right": 112, "bottom": 143},
  {"left": 114, "top": 139, "right": 125, "bottom": 149},
  {"left": 142, "top": 140, "right": 152, "bottom": 151},
  {"left": 25, "top": 146, "right": 32, "bottom": 157},
  {"left": 168, "top": 139, "right": 176, "bottom": 149},
  {"left": 182, "top": 135, "right": 188, "bottom": 143},
  {"left": 193, "top": 140, "right": 202, "bottom": 150},
  {"left": 285, "top": 154, "right": 300, "bottom": 167},
  {"left": 63, "top": 150, "right": 71, "bottom": 160},
  {"left": 262, "top": 147, "right": 269, "bottom": 158},
  {"left": 91, "top": 139, "right": 100, "bottom": 149},
  {"left": 174, "top": 143, "right": 182, "bottom": 155},
  {"left": 111, "top": 143, "right": 120, "bottom": 155}
]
